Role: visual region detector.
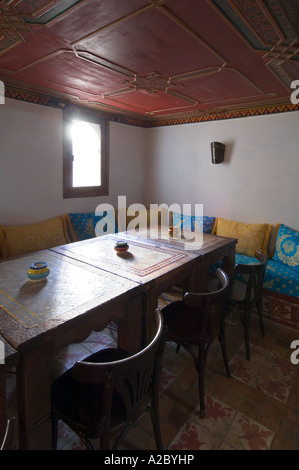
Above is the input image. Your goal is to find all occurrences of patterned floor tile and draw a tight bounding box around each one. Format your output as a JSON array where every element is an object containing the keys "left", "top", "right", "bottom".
[
  {"left": 81, "top": 328, "right": 116, "bottom": 353},
  {"left": 224, "top": 412, "right": 274, "bottom": 450},
  {"left": 169, "top": 419, "right": 222, "bottom": 450},
  {"left": 160, "top": 367, "right": 177, "bottom": 392},
  {"left": 230, "top": 343, "right": 297, "bottom": 404},
  {"left": 191, "top": 394, "right": 237, "bottom": 438},
  {"left": 53, "top": 343, "right": 93, "bottom": 370}
]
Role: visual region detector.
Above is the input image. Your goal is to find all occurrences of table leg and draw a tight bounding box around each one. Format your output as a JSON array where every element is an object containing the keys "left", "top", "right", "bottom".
[
  {"left": 0, "top": 364, "right": 6, "bottom": 445},
  {"left": 117, "top": 293, "right": 143, "bottom": 354},
  {"left": 17, "top": 348, "right": 52, "bottom": 450},
  {"left": 223, "top": 244, "right": 236, "bottom": 280}
]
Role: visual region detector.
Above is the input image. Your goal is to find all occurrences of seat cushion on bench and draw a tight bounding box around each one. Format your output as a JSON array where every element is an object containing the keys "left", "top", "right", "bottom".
[
  {"left": 69, "top": 211, "right": 116, "bottom": 240},
  {"left": 234, "top": 253, "right": 299, "bottom": 298},
  {"left": 264, "top": 259, "right": 299, "bottom": 297},
  {"left": 212, "top": 218, "right": 271, "bottom": 257},
  {"left": 0, "top": 215, "right": 72, "bottom": 259},
  {"left": 172, "top": 213, "right": 215, "bottom": 234}
]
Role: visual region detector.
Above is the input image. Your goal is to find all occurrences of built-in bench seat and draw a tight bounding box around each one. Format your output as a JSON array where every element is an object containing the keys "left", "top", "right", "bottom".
[{"left": 1, "top": 211, "right": 298, "bottom": 330}]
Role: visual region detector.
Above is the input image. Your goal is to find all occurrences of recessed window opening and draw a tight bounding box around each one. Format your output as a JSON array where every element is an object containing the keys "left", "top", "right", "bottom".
[
  {"left": 63, "top": 113, "right": 108, "bottom": 199},
  {"left": 71, "top": 120, "right": 101, "bottom": 187}
]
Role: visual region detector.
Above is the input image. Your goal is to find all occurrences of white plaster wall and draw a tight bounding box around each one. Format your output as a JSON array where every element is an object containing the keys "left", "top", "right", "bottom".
[
  {"left": 145, "top": 111, "right": 299, "bottom": 231},
  {"left": 1, "top": 98, "right": 298, "bottom": 231},
  {"left": 0, "top": 99, "right": 147, "bottom": 225}
]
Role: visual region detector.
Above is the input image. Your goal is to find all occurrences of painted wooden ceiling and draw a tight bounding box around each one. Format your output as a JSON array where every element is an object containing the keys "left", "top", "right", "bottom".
[{"left": 0, "top": 0, "right": 298, "bottom": 124}]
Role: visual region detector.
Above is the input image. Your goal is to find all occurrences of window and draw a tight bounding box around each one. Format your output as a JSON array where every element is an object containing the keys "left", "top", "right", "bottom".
[{"left": 63, "top": 113, "right": 108, "bottom": 198}]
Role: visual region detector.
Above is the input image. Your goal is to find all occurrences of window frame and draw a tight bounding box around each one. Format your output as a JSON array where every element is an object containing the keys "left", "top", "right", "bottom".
[{"left": 63, "top": 111, "right": 109, "bottom": 199}]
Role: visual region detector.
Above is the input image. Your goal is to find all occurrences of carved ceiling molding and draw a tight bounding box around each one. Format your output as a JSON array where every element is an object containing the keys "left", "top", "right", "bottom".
[
  {"left": 1, "top": 0, "right": 298, "bottom": 122},
  {"left": 4, "top": 77, "right": 299, "bottom": 128}
]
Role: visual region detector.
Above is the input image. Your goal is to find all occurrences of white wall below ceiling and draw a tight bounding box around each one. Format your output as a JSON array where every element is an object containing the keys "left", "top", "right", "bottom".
[
  {"left": 0, "top": 98, "right": 298, "bottom": 232},
  {"left": 0, "top": 99, "right": 147, "bottom": 225},
  {"left": 145, "top": 111, "right": 299, "bottom": 231}
]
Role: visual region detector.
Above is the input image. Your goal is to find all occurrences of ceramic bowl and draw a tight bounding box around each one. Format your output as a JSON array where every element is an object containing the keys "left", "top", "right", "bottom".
[
  {"left": 27, "top": 261, "right": 50, "bottom": 281},
  {"left": 114, "top": 241, "right": 129, "bottom": 253}
]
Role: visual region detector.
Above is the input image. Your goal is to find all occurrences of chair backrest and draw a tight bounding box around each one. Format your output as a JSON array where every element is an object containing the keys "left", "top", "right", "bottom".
[
  {"left": 0, "top": 418, "right": 15, "bottom": 451},
  {"left": 71, "top": 309, "right": 165, "bottom": 448},
  {"left": 183, "top": 268, "right": 230, "bottom": 341},
  {"left": 235, "top": 249, "right": 268, "bottom": 301}
]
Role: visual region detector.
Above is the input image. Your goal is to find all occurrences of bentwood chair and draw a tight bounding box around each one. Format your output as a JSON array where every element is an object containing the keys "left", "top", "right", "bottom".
[
  {"left": 0, "top": 418, "right": 15, "bottom": 451},
  {"left": 161, "top": 268, "right": 230, "bottom": 417},
  {"left": 228, "top": 249, "right": 268, "bottom": 360},
  {"left": 51, "top": 309, "right": 166, "bottom": 450}
]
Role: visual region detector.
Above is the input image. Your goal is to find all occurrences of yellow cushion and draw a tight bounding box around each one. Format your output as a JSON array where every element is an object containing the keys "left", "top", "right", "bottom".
[
  {"left": 213, "top": 217, "right": 271, "bottom": 257},
  {"left": 0, "top": 216, "right": 71, "bottom": 259}
]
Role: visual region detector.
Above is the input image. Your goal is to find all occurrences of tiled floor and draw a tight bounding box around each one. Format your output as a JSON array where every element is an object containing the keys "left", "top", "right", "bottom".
[{"left": 5, "top": 291, "right": 299, "bottom": 450}]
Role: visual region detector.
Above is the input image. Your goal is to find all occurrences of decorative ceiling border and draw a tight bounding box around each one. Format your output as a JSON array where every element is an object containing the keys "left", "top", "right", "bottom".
[{"left": 4, "top": 84, "right": 299, "bottom": 128}]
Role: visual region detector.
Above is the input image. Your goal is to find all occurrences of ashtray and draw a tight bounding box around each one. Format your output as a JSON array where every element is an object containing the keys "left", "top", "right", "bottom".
[
  {"left": 168, "top": 226, "right": 180, "bottom": 237},
  {"left": 114, "top": 241, "right": 129, "bottom": 253},
  {"left": 27, "top": 261, "right": 50, "bottom": 281}
]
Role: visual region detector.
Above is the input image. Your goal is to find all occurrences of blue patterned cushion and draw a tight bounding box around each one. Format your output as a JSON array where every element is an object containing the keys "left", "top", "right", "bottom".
[
  {"left": 264, "top": 259, "right": 299, "bottom": 297},
  {"left": 208, "top": 252, "right": 299, "bottom": 297},
  {"left": 69, "top": 211, "right": 116, "bottom": 241},
  {"left": 234, "top": 254, "right": 299, "bottom": 297},
  {"left": 172, "top": 213, "right": 215, "bottom": 234},
  {"left": 69, "top": 213, "right": 95, "bottom": 240},
  {"left": 234, "top": 253, "right": 260, "bottom": 283},
  {"left": 273, "top": 224, "right": 299, "bottom": 273}
]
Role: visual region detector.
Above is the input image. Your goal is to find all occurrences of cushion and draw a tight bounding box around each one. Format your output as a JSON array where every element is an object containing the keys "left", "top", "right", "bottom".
[
  {"left": 212, "top": 217, "right": 271, "bottom": 257},
  {"left": 172, "top": 213, "right": 216, "bottom": 234},
  {"left": 264, "top": 259, "right": 299, "bottom": 297},
  {"left": 69, "top": 211, "right": 116, "bottom": 240},
  {"left": 0, "top": 216, "right": 71, "bottom": 259},
  {"left": 273, "top": 224, "right": 299, "bottom": 273}
]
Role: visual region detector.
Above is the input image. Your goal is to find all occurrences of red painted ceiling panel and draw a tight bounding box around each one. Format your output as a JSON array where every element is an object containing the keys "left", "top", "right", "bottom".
[{"left": 0, "top": 0, "right": 297, "bottom": 122}]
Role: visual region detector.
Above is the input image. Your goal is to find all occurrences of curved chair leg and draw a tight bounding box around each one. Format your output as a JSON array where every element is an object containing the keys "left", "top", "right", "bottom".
[
  {"left": 219, "top": 332, "right": 231, "bottom": 378},
  {"left": 51, "top": 415, "right": 59, "bottom": 450},
  {"left": 150, "top": 403, "right": 164, "bottom": 450},
  {"left": 219, "top": 311, "right": 231, "bottom": 378},
  {"left": 197, "top": 343, "right": 209, "bottom": 418},
  {"left": 244, "top": 302, "right": 253, "bottom": 360},
  {"left": 257, "top": 301, "right": 265, "bottom": 337}
]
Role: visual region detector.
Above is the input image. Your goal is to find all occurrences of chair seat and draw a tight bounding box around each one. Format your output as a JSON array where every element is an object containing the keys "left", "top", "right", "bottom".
[
  {"left": 162, "top": 301, "right": 209, "bottom": 344},
  {"left": 230, "top": 279, "right": 248, "bottom": 302},
  {"left": 227, "top": 249, "right": 268, "bottom": 360},
  {"left": 161, "top": 268, "right": 230, "bottom": 418},
  {"left": 51, "top": 348, "right": 128, "bottom": 439}
]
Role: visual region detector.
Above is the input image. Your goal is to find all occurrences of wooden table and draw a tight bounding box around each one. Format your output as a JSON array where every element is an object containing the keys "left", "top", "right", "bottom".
[
  {"left": 52, "top": 231, "right": 236, "bottom": 339},
  {"left": 0, "top": 232, "right": 236, "bottom": 450},
  {"left": 0, "top": 335, "right": 18, "bottom": 448},
  {"left": 123, "top": 229, "right": 237, "bottom": 289},
  {"left": 0, "top": 249, "right": 142, "bottom": 449},
  {"left": 51, "top": 233, "right": 199, "bottom": 341}
]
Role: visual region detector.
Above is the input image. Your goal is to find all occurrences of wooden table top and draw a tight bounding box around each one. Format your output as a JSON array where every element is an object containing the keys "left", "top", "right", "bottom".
[
  {"left": 0, "top": 249, "right": 140, "bottom": 351},
  {"left": 124, "top": 228, "right": 237, "bottom": 255},
  {"left": 0, "top": 335, "right": 17, "bottom": 368},
  {"left": 51, "top": 233, "right": 198, "bottom": 285}
]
